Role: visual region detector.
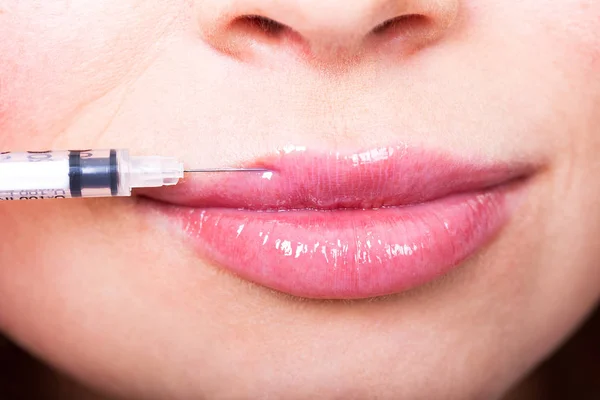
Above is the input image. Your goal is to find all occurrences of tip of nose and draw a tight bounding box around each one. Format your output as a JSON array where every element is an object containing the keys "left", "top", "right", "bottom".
[{"left": 199, "top": 1, "right": 459, "bottom": 67}]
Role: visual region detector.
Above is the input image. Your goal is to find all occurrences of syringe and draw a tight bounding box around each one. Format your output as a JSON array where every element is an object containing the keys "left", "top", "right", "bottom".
[{"left": 0, "top": 149, "right": 264, "bottom": 201}]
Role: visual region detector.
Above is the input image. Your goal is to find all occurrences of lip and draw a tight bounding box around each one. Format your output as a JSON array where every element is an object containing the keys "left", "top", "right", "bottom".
[{"left": 142, "top": 145, "right": 531, "bottom": 299}]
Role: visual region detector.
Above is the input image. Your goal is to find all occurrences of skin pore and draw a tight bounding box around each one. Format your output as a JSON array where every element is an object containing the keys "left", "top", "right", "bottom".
[{"left": 0, "top": 1, "right": 599, "bottom": 399}]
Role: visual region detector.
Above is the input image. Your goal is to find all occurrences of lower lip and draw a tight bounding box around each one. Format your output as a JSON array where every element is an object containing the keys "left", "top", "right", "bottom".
[{"left": 154, "top": 184, "right": 521, "bottom": 299}]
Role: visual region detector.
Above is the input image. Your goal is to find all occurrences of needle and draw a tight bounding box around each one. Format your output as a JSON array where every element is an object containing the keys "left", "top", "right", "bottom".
[{"left": 184, "top": 167, "right": 269, "bottom": 173}]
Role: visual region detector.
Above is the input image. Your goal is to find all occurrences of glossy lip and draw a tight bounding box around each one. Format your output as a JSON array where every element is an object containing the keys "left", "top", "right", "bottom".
[{"left": 142, "top": 145, "right": 532, "bottom": 299}]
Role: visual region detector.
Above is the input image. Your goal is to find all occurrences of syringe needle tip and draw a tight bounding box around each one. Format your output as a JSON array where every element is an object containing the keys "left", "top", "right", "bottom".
[{"left": 184, "top": 167, "right": 269, "bottom": 173}]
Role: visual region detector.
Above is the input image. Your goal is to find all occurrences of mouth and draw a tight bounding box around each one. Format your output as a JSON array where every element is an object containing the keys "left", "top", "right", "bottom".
[{"left": 141, "top": 145, "right": 533, "bottom": 299}]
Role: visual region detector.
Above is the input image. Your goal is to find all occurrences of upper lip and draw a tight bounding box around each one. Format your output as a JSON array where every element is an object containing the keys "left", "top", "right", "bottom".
[{"left": 141, "top": 145, "right": 532, "bottom": 210}]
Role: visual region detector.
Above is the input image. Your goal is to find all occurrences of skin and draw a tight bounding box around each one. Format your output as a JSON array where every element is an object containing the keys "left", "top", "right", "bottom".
[{"left": 0, "top": 0, "right": 599, "bottom": 399}]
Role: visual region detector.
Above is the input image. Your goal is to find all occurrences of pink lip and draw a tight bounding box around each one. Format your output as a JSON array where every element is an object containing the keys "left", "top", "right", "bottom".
[{"left": 143, "top": 146, "right": 531, "bottom": 299}]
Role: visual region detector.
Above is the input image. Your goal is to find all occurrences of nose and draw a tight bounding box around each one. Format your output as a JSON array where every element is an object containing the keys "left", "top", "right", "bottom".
[{"left": 197, "top": 0, "right": 459, "bottom": 64}]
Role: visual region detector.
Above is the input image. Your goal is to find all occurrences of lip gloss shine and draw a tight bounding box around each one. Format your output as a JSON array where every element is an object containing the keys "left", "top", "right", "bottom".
[{"left": 142, "top": 146, "right": 531, "bottom": 299}]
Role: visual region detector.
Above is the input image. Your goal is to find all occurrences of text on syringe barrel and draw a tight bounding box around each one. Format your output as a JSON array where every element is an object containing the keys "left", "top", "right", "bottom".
[{"left": 0, "top": 150, "right": 130, "bottom": 200}]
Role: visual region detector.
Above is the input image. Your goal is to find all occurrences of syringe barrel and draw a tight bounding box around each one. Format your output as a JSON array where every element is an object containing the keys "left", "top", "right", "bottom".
[
  {"left": 0, "top": 149, "right": 183, "bottom": 201},
  {"left": 0, "top": 149, "right": 129, "bottom": 200}
]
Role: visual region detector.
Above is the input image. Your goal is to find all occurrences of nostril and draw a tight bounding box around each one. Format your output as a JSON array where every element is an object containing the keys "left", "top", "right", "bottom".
[
  {"left": 371, "top": 14, "right": 432, "bottom": 38},
  {"left": 223, "top": 14, "right": 307, "bottom": 57},
  {"left": 232, "top": 15, "right": 289, "bottom": 38}
]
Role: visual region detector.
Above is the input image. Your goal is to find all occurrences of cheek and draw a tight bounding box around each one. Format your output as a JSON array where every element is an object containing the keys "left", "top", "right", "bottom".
[
  {"left": 538, "top": 1, "right": 600, "bottom": 74},
  {"left": 0, "top": 1, "right": 185, "bottom": 148}
]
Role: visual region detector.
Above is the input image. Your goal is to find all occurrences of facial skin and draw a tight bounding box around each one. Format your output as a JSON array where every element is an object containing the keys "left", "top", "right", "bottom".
[{"left": 0, "top": 0, "right": 599, "bottom": 399}]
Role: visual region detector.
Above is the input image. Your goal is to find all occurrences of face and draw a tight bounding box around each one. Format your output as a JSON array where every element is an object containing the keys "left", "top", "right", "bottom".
[{"left": 1, "top": 0, "right": 599, "bottom": 398}]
